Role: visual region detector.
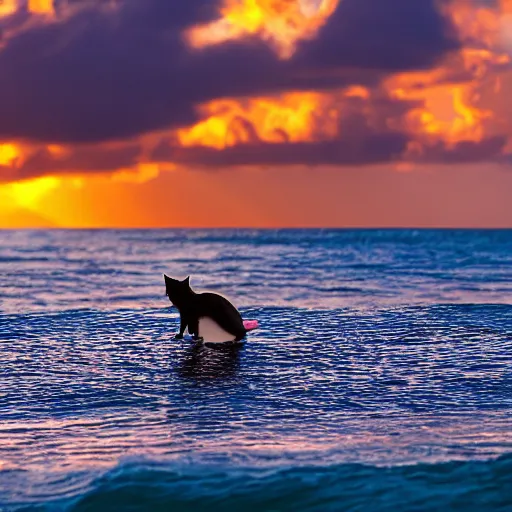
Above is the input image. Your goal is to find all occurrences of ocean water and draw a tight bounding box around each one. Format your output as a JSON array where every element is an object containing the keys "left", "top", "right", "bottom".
[{"left": 0, "top": 229, "right": 511, "bottom": 511}]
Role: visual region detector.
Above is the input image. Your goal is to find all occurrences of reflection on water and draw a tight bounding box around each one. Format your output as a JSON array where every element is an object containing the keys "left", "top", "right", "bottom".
[{"left": 177, "top": 342, "right": 243, "bottom": 381}]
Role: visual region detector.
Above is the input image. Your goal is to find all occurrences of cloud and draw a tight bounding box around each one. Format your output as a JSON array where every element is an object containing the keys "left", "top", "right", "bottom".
[
  {"left": 419, "top": 135, "right": 508, "bottom": 163},
  {"left": 152, "top": 134, "right": 510, "bottom": 169},
  {"left": 152, "top": 132, "right": 410, "bottom": 168},
  {"left": 0, "top": 0, "right": 460, "bottom": 144},
  {"left": 0, "top": 143, "right": 141, "bottom": 181},
  {"left": 293, "top": 0, "right": 460, "bottom": 71}
]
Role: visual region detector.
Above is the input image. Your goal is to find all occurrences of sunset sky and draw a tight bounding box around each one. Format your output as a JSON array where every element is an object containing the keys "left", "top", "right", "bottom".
[{"left": 0, "top": 0, "right": 512, "bottom": 228}]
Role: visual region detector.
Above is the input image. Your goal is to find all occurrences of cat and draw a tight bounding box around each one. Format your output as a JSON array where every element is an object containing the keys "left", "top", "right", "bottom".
[{"left": 164, "top": 275, "right": 247, "bottom": 342}]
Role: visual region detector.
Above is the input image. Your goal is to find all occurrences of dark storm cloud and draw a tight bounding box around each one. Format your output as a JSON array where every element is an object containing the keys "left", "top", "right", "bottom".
[
  {"left": 0, "top": 2, "right": 208, "bottom": 143},
  {"left": 294, "top": 0, "right": 459, "bottom": 71},
  {"left": 151, "top": 134, "right": 510, "bottom": 169},
  {"left": 0, "top": 0, "right": 459, "bottom": 144},
  {"left": 0, "top": 144, "right": 141, "bottom": 182},
  {"left": 112, "top": 0, "right": 220, "bottom": 29},
  {"left": 24, "top": 144, "right": 141, "bottom": 172},
  {"left": 151, "top": 132, "right": 410, "bottom": 167},
  {"left": 420, "top": 136, "right": 508, "bottom": 164}
]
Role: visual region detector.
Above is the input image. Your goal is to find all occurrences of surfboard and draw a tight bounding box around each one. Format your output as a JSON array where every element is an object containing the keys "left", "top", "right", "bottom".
[{"left": 193, "top": 317, "right": 259, "bottom": 344}]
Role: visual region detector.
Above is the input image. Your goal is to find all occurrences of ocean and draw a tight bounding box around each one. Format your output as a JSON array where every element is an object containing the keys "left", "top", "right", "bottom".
[{"left": 0, "top": 229, "right": 511, "bottom": 511}]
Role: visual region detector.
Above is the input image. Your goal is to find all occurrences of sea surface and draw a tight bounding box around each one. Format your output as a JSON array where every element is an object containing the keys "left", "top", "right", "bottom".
[{"left": 0, "top": 229, "right": 511, "bottom": 511}]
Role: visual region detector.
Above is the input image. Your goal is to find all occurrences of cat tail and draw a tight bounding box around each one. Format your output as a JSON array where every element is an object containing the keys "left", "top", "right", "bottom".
[{"left": 234, "top": 320, "right": 259, "bottom": 342}]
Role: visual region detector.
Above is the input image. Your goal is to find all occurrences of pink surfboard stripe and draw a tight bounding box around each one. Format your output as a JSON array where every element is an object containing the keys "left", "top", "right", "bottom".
[{"left": 243, "top": 320, "right": 259, "bottom": 331}]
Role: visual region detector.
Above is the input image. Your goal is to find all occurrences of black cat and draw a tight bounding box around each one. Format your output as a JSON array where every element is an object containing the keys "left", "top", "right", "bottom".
[{"left": 164, "top": 275, "right": 247, "bottom": 342}]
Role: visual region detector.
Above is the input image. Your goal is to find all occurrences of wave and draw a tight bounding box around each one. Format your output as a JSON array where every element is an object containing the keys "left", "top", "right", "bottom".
[{"left": 7, "top": 454, "right": 512, "bottom": 512}]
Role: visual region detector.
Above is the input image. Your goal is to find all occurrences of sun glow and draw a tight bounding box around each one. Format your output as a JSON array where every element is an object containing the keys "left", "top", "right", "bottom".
[{"left": 2, "top": 176, "right": 61, "bottom": 209}]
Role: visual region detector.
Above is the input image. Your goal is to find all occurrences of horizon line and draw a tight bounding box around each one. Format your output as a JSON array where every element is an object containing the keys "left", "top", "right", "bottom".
[{"left": 1, "top": 226, "right": 511, "bottom": 231}]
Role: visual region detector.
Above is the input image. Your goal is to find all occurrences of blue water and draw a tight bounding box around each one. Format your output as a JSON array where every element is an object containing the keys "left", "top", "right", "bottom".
[{"left": 0, "top": 229, "right": 511, "bottom": 511}]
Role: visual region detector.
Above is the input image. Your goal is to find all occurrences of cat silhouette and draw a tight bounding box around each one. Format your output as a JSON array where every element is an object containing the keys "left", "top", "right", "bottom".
[{"left": 164, "top": 275, "right": 247, "bottom": 343}]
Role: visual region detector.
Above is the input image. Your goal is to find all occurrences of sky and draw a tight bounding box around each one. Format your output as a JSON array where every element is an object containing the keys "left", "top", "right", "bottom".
[{"left": 0, "top": 0, "right": 512, "bottom": 228}]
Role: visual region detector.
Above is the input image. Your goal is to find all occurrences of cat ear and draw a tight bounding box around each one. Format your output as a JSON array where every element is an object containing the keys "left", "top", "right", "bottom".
[{"left": 183, "top": 276, "right": 191, "bottom": 286}]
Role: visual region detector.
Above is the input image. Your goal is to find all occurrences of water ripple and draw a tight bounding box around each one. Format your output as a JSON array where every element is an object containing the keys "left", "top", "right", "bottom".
[
  {"left": 0, "top": 229, "right": 511, "bottom": 314},
  {"left": 1, "top": 230, "right": 511, "bottom": 509},
  {"left": 1, "top": 305, "right": 511, "bottom": 475}
]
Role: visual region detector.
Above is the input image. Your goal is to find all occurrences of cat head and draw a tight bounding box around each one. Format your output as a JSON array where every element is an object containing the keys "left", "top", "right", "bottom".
[{"left": 164, "top": 275, "right": 193, "bottom": 306}]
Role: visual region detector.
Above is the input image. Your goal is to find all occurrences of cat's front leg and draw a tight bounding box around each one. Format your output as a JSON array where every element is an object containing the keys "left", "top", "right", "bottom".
[{"left": 173, "top": 314, "right": 188, "bottom": 340}]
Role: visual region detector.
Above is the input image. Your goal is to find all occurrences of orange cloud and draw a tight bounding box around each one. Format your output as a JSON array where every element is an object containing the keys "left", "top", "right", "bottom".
[
  {"left": 0, "top": 0, "right": 17, "bottom": 17},
  {"left": 447, "top": 0, "right": 512, "bottom": 49},
  {"left": 387, "top": 78, "right": 492, "bottom": 149},
  {"left": 0, "top": 143, "right": 21, "bottom": 166},
  {"left": 28, "top": 0, "right": 54, "bottom": 15},
  {"left": 177, "top": 91, "right": 343, "bottom": 149},
  {"left": 0, "top": 0, "right": 54, "bottom": 17},
  {"left": 187, "top": 0, "right": 340, "bottom": 58}
]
